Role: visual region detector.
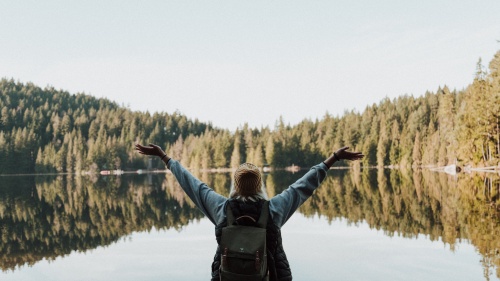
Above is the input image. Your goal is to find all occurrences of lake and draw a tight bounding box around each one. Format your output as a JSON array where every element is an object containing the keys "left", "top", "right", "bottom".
[{"left": 1, "top": 168, "right": 499, "bottom": 281}]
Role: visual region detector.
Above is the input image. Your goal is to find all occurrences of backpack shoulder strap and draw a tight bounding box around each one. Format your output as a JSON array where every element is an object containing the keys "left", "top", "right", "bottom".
[
  {"left": 226, "top": 202, "right": 236, "bottom": 225},
  {"left": 256, "top": 201, "right": 269, "bottom": 228}
]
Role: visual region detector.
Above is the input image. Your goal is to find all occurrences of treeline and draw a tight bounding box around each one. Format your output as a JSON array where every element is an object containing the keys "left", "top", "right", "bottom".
[
  {"left": 0, "top": 82, "right": 212, "bottom": 173},
  {"left": 0, "top": 50, "right": 499, "bottom": 174}
]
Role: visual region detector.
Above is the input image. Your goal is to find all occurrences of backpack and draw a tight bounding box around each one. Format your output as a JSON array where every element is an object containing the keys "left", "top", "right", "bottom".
[{"left": 219, "top": 201, "right": 269, "bottom": 281}]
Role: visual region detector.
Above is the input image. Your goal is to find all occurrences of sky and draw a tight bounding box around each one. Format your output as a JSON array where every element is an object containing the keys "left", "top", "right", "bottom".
[{"left": 1, "top": 0, "right": 499, "bottom": 130}]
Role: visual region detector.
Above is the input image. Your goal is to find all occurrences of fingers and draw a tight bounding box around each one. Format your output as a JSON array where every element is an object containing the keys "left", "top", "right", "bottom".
[
  {"left": 135, "top": 144, "right": 147, "bottom": 150},
  {"left": 136, "top": 143, "right": 156, "bottom": 149},
  {"left": 135, "top": 143, "right": 148, "bottom": 149},
  {"left": 135, "top": 143, "right": 163, "bottom": 158},
  {"left": 347, "top": 152, "right": 364, "bottom": 160},
  {"left": 335, "top": 146, "right": 364, "bottom": 161},
  {"left": 135, "top": 143, "right": 153, "bottom": 154}
]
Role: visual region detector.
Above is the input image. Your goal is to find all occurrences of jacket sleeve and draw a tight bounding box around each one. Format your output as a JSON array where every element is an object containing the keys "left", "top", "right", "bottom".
[
  {"left": 269, "top": 162, "right": 328, "bottom": 228},
  {"left": 167, "top": 159, "right": 227, "bottom": 225}
]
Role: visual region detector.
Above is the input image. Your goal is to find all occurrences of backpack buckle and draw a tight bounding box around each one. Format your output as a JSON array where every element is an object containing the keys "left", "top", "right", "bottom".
[
  {"left": 255, "top": 250, "right": 260, "bottom": 271},
  {"left": 222, "top": 247, "right": 229, "bottom": 268}
]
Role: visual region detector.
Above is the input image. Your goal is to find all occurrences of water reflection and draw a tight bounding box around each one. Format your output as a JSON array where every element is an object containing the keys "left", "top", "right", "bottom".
[{"left": 0, "top": 169, "right": 499, "bottom": 278}]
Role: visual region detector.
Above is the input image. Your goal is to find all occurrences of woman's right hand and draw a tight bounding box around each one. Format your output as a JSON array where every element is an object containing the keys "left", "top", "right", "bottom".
[{"left": 334, "top": 146, "right": 364, "bottom": 161}]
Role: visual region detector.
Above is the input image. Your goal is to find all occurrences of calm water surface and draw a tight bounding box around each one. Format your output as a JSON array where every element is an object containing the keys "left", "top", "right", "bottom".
[{"left": 1, "top": 169, "right": 499, "bottom": 280}]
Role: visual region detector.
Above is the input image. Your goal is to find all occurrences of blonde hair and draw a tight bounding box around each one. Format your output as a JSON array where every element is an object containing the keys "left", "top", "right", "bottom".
[{"left": 230, "top": 163, "right": 268, "bottom": 201}]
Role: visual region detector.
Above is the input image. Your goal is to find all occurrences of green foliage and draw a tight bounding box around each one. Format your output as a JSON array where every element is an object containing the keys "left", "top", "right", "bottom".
[
  {"left": 1, "top": 50, "right": 500, "bottom": 173},
  {"left": 0, "top": 79, "right": 212, "bottom": 174}
]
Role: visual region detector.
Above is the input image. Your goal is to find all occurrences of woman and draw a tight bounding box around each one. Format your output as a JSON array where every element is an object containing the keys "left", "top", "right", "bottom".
[{"left": 135, "top": 143, "right": 363, "bottom": 280}]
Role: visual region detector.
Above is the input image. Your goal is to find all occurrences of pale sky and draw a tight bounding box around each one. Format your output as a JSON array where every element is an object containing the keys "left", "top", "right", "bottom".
[{"left": 1, "top": 1, "right": 499, "bottom": 130}]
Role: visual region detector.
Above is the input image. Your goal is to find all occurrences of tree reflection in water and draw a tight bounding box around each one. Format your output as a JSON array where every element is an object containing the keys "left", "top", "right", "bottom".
[{"left": 0, "top": 169, "right": 499, "bottom": 278}]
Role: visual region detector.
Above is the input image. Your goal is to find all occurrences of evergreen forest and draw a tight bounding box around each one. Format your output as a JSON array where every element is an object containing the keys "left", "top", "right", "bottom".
[{"left": 0, "top": 50, "right": 499, "bottom": 174}]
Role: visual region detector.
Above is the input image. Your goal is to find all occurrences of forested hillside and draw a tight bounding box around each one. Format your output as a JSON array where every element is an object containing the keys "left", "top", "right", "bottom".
[
  {"left": 0, "top": 83, "right": 212, "bottom": 174},
  {"left": 0, "top": 50, "right": 499, "bottom": 174}
]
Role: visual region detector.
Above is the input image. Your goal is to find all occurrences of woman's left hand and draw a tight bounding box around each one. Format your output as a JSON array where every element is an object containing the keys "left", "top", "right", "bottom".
[{"left": 135, "top": 143, "right": 166, "bottom": 158}]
